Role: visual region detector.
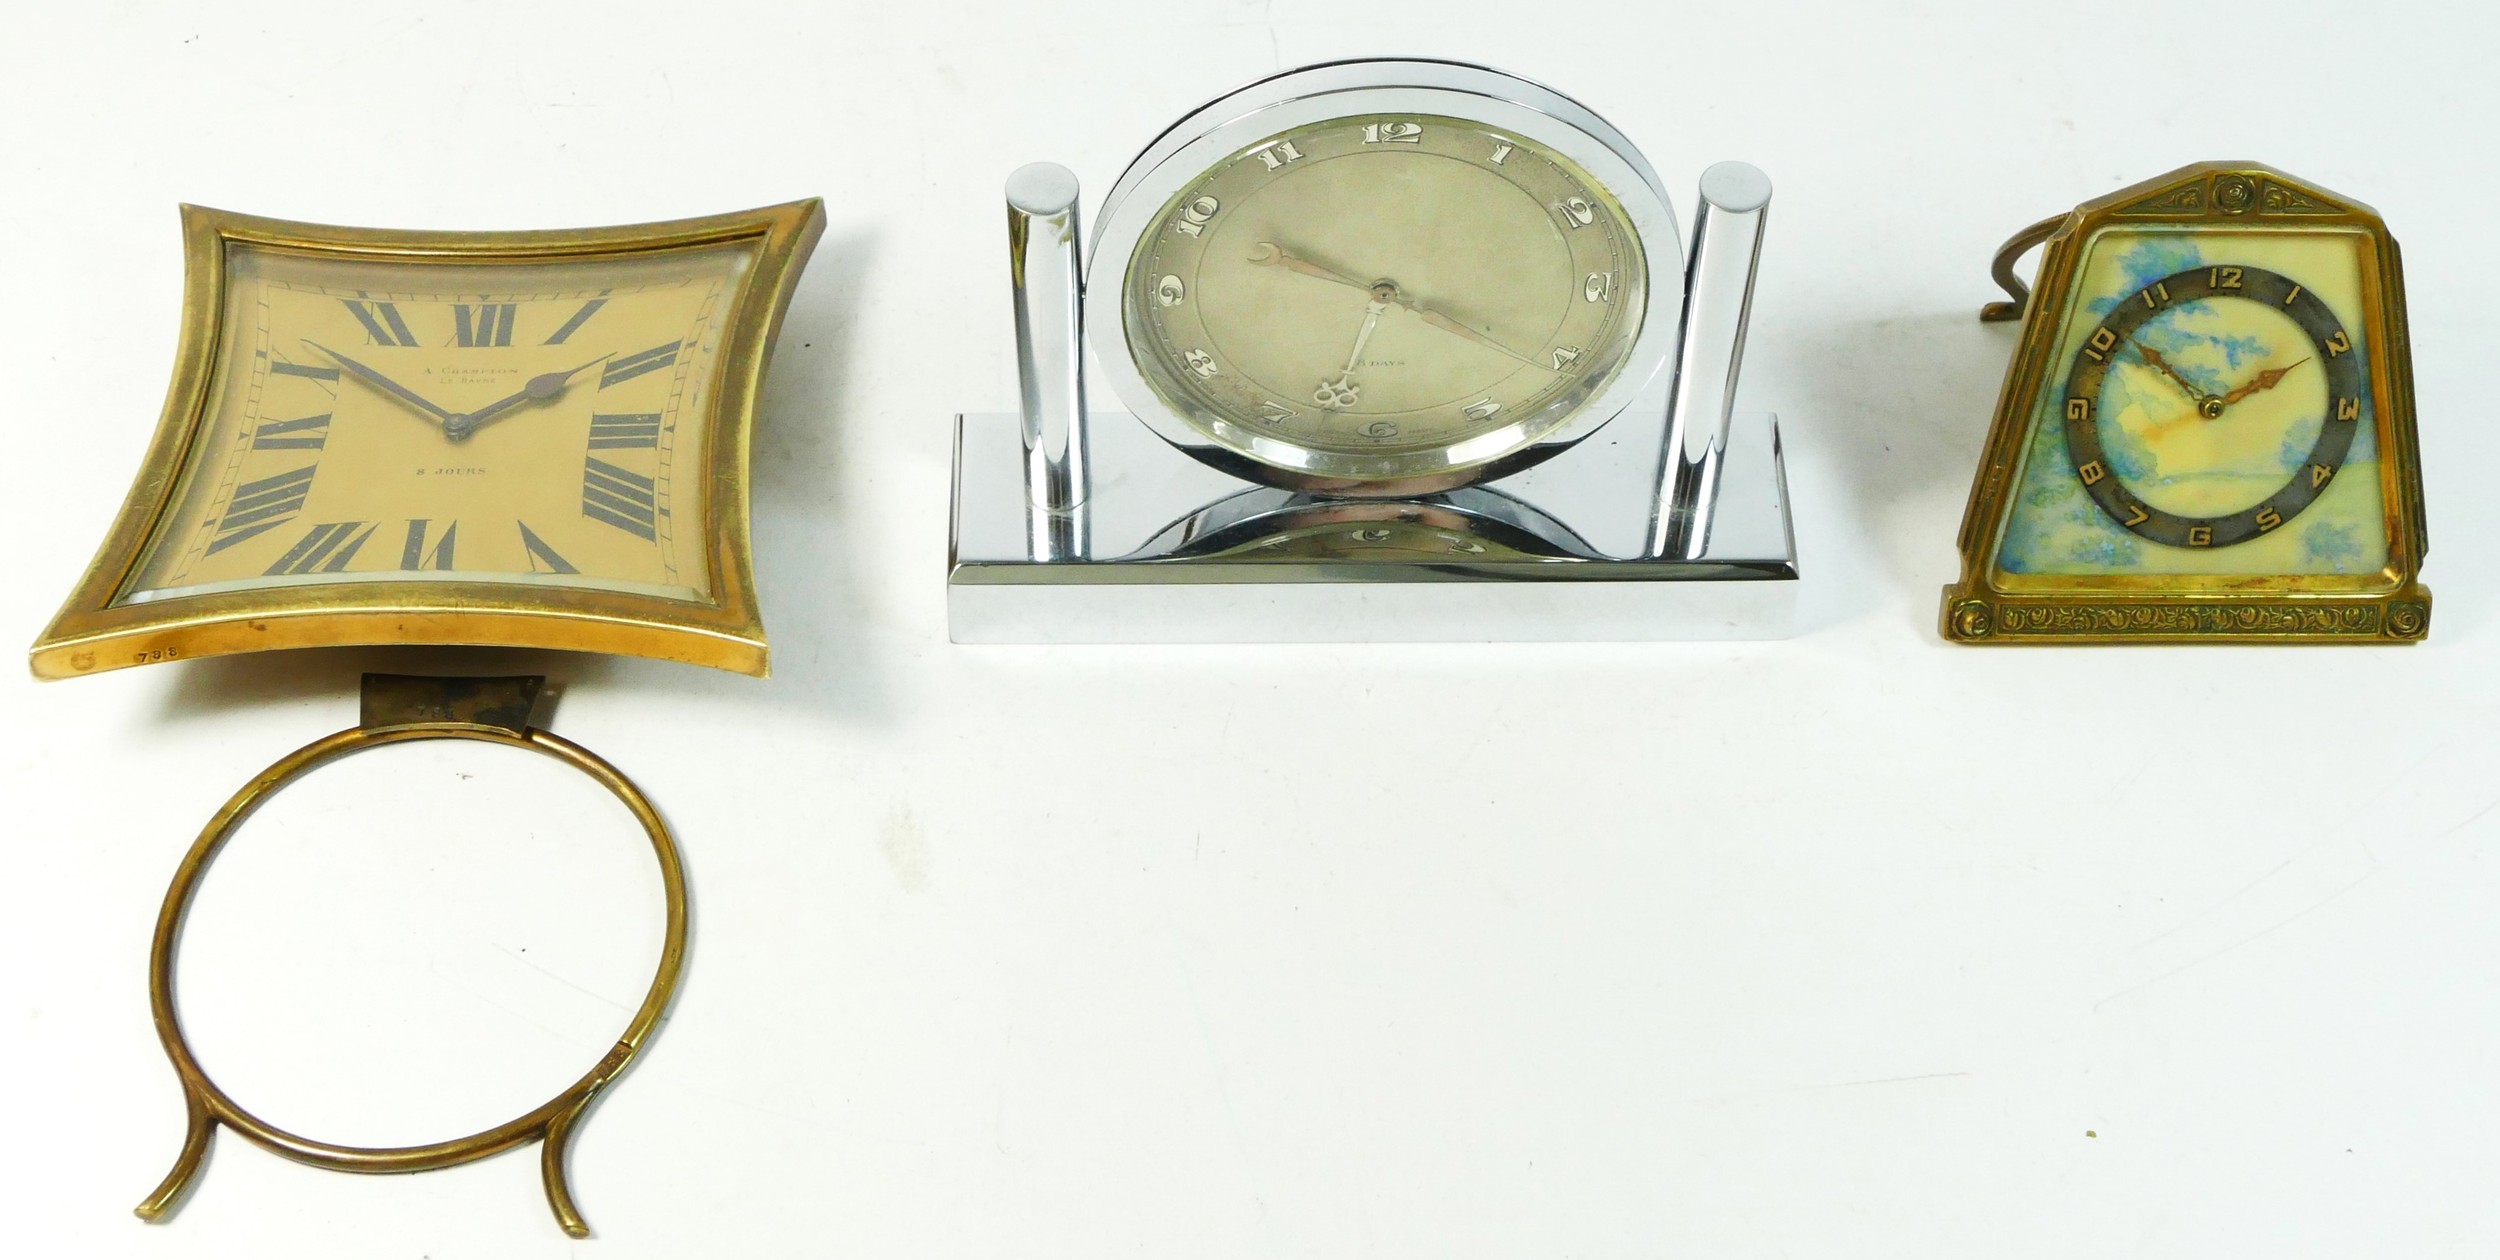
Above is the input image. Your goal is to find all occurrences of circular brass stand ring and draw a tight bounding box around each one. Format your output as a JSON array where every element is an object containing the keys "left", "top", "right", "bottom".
[{"left": 133, "top": 718, "right": 688, "bottom": 1239}]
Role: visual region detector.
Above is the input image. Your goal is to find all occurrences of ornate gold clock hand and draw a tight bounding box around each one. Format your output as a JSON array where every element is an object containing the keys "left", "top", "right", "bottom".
[
  {"left": 2126, "top": 336, "right": 2206, "bottom": 404},
  {"left": 446, "top": 355, "right": 614, "bottom": 441},
  {"left": 303, "top": 341, "right": 457, "bottom": 430},
  {"left": 2216, "top": 357, "right": 2312, "bottom": 408}
]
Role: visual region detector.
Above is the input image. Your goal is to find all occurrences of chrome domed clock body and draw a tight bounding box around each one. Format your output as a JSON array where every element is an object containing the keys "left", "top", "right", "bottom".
[{"left": 948, "top": 57, "right": 1796, "bottom": 644}]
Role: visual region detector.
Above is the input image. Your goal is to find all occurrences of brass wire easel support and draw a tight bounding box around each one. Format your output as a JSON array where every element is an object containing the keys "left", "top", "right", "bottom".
[
  {"left": 133, "top": 675, "right": 689, "bottom": 1239},
  {"left": 1979, "top": 213, "right": 2068, "bottom": 323}
]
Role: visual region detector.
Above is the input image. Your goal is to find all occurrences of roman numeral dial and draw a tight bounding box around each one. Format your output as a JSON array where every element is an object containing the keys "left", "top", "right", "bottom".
[
  {"left": 600, "top": 341, "right": 681, "bottom": 390},
  {"left": 125, "top": 240, "right": 747, "bottom": 603},
  {"left": 454, "top": 302, "right": 516, "bottom": 347}
]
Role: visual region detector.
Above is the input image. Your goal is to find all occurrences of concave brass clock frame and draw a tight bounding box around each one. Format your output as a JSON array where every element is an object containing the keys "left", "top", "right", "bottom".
[
  {"left": 1942, "top": 161, "right": 2430, "bottom": 644},
  {"left": 136, "top": 675, "right": 687, "bottom": 1239},
  {"left": 948, "top": 58, "right": 1800, "bottom": 643},
  {"left": 28, "top": 199, "right": 824, "bottom": 680}
]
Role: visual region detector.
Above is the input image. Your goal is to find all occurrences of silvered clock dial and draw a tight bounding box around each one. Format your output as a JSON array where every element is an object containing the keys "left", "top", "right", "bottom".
[{"left": 1088, "top": 59, "right": 1685, "bottom": 497}]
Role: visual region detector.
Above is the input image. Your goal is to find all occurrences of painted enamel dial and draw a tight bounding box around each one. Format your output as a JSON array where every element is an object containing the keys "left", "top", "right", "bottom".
[
  {"left": 121, "top": 241, "right": 753, "bottom": 605},
  {"left": 1121, "top": 113, "right": 1648, "bottom": 486},
  {"left": 1994, "top": 228, "right": 2390, "bottom": 580},
  {"left": 2064, "top": 262, "right": 2364, "bottom": 549}
]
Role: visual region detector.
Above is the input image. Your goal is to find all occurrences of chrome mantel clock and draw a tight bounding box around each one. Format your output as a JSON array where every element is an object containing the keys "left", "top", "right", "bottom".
[{"left": 948, "top": 58, "right": 1797, "bottom": 642}]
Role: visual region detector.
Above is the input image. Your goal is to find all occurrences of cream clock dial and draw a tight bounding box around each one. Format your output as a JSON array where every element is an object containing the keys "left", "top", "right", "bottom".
[
  {"left": 31, "top": 200, "right": 823, "bottom": 678},
  {"left": 125, "top": 244, "right": 747, "bottom": 604}
]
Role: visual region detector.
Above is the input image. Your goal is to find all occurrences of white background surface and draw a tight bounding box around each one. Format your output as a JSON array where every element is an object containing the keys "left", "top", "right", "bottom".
[{"left": 4, "top": 2, "right": 2495, "bottom": 1256}]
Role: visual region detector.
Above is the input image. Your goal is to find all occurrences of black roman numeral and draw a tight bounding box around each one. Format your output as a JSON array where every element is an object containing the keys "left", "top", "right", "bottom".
[
  {"left": 518, "top": 522, "right": 579, "bottom": 574},
  {"left": 587, "top": 412, "right": 662, "bottom": 449},
  {"left": 253, "top": 413, "right": 332, "bottom": 450},
  {"left": 269, "top": 359, "right": 342, "bottom": 381},
  {"left": 544, "top": 297, "right": 608, "bottom": 345},
  {"left": 454, "top": 302, "right": 516, "bottom": 347},
  {"left": 400, "top": 519, "right": 457, "bottom": 570},
  {"left": 581, "top": 457, "right": 658, "bottom": 540},
  {"left": 343, "top": 298, "right": 419, "bottom": 347},
  {"left": 206, "top": 465, "right": 317, "bottom": 554},
  {"left": 600, "top": 341, "right": 681, "bottom": 390},
  {"left": 264, "top": 521, "right": 374, "bottom": 575}
]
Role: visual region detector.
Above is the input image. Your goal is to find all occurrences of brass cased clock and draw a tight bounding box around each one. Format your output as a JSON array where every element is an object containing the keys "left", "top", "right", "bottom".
[
  {"left": 1942, "top": 162, "right": 2428, "bottom": 644},
  {"left": 30, "top": 200, "right": 824, "bottom": 678}
]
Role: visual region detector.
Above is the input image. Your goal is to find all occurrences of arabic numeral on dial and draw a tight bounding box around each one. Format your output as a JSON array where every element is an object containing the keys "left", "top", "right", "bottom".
[
  {"left": 2085, "top": 327, "right": 2117, "bottom": 362},
  {"left": 2325, "top": 330, "right": 2352, "bottom": 357},
  {"left": 1362, "top": 121, "right": 1422, "bottom": 145},
  {"left": 1249, "top": 140, "right": 1303, "bottom": 170},
  {"left": 1488, "top": 141, "right": 1515, "bottom": 165},
  {"left": 1361, "top": 420, "right": 1399, "bottom": 439},
  {"left": 1550, "top": 345, "right": 1583, "bottom": 371},
  {"left": 2209, "top": 266, "right": 2244, "bottom": 289},
  {"left": 1155, "top": 274, "right": 1186, "bottom": 307},
  {"left": 1183, "top": 348, "right": 1220, "bottom": 379},
  {"left": 1584, "top": 272, "right": 1616, "bottom": 304},
  {"left": 1170, "top": 195, "right": 1221, "bottom": 237},
  {"left": 1555, "top": 197, "right": 1597, "bottom": 229},
  {"left": 1461, "top": 398, "right": 1501, "bottom": 422},
  {"left": 1256, "top": 400, "right": 1297, "bottom": 426}
]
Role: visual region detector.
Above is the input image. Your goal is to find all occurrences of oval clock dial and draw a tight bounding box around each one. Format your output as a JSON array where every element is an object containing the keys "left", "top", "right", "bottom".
[{"left": 1122, "top": 113, "right": 1647, "bottom": 480}]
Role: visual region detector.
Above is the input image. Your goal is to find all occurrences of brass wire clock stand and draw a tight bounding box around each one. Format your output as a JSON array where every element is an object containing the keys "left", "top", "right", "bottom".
[{"left": 134, "top": 675, "right": 688, "bottom": 1238}]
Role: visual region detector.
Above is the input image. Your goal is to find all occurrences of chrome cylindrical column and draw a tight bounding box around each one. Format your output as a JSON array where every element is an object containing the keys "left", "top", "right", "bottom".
[
  {"left": 1007, "top": 161, "right": 1090, "bottom": 560},
  {"left": 1654, "top": 161, "right": 1771, "bottom": 560}
]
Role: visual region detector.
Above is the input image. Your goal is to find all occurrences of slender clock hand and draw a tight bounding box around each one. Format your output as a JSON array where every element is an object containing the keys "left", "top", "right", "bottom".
[
  {"left": 446, "top": 354, "right": 614, "bottom": 440},
  {"left": 2216, "top": 357, "right": 2311, "bottom": 408},
  {"left": 1252, "top": 243, "right": 1548, "bottom": 371},
  {"left": 302, "top": 341, "right": 457, "bottom": 431},
  {"left": 1395, "top": 294, "right": 1547, "bottom": 370},
  {"left": 1314, "top": 298, "right": 1389, "bottom": 410},
  {"left": 1247, "top": 240, "right": 1374, "bottom": 292}
]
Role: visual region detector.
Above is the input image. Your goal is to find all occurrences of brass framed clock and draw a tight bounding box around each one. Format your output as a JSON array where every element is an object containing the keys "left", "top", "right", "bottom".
[
  {"left": 30, "top": 199, "right": 824, "bottom": 678},
  {"left": 1942, "top": 162, "right": 2428, "bottom": 644}
]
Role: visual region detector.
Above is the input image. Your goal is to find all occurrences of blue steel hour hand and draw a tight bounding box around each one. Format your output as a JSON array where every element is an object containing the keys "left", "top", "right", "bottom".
[
  {"left": 446, "top": 355, "right": 612, "bottom": 441},
  {"left": 302, "top": 341, "right": 457, "bottom": 432}
]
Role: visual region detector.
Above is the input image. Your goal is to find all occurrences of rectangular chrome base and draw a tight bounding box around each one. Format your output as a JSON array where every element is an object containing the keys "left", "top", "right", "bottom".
[{"left": 947, "top": 409, "right": 1798, "bottom": 643}]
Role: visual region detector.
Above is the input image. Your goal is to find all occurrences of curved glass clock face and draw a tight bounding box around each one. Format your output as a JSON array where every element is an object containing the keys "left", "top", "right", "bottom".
[
  {"left": 120, "top": 241, "right": 754, "bottom": 605},
  {"left": 1122, "top": 112, "right": 1647, "bottom": 478},
  {"left": 1995, "top": 228, "right": 2391, "bottom": 580}
]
